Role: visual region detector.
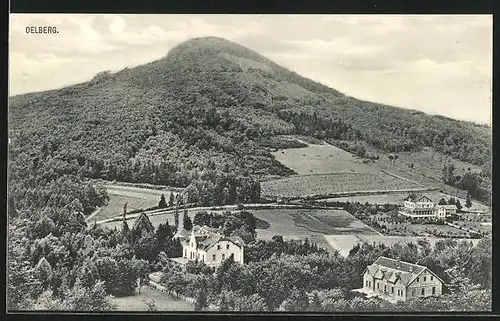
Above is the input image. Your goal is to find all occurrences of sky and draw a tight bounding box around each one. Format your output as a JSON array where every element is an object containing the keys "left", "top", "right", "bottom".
[{"left": 9, "top": 14, "right": 492, "bottom": 124}]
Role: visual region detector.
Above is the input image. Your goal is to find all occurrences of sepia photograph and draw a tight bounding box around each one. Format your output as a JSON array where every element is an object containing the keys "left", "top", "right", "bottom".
[{"left": 7, "top": 14, "right": 492, "bottom": 313}]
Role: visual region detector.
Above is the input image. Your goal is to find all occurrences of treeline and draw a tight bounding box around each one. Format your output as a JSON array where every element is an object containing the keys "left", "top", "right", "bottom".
[
  {"left": 158, "top": 236, "right": 491, "bottom": 311},
  {"left": 442, "top": 164, "right": 491, "bottom": 205},
  {"left": 192, "top": 209, "right": 267, "bottom": 244}
]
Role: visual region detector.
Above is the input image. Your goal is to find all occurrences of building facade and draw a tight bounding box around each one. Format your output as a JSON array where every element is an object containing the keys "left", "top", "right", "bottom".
[
  {"left": 399, "top": 194, "right": 457, "bottom": 219},
  {"left": 361, "top": 256, "right": 444, "bottom": 302},
  {"left": 179, "top": 225, "right": 245, "bottom": 268}
]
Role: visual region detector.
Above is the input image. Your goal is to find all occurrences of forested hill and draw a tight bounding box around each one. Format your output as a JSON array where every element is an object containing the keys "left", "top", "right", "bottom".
[{"left": 9, "top": 36, "right": 491, "bottom": 206}]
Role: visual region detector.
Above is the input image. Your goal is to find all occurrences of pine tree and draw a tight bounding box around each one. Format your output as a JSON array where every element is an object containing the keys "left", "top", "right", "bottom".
[
  {"left": 183, "top": 214, "right": 193, "bottom": 231},
  {"left": 194, "top": 279, "right": 208, "bottom": 311},
  {"left": 158, "top": 194, "right": 166, "bottom": 208},
  {"left": 121, "top": 220, "right": 130, "bottom": 243},
  {"left": 438, "top": 198, "right": 447, "bottom": 205},
  {"left": 174, "top": 207, "right": 179, "bottom": 231},
  {"left": 466, "top": 192, "right": 473, "bottom": 208},
  {"left": 168, "top": 193, "right": 175, "bottom": 207}
]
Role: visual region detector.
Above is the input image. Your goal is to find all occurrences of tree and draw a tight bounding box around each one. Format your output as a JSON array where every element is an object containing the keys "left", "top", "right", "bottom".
[
  {"left": 442, "top": 164, "right": 458, "bottom": 185},
  {"left": 123, "top": 202, "right": 128, "bottom": 216},
  {"left": 455, "top": 200, "right": 463, "bottom": 212},
  {"left": 438, "top": 198, "right": 447, "bottom": 205},
  {"left": 408, "top": 162, "right": 414, "bottom": 174},
  {"left": 388, "top": 155, "right": 394, "bottom": 165},
  {"left": 219, "top": 293, "right": 230, "bottom": 311},
  {"left": 168, "top": 193, "right": 175, "bottom": 207},
  {"left": 183, "top": 213, "right": 193, "bottom": 231},
  {"left": 158, "top": 194, "right": 167, "bottom": 208},
  {"left": 194, "top": 279, "right": 208, "bottom": 311},
  {"left": 448, "top": 197, "right": 456, "bottom": 205},
  {"left": 65, "top": 280, "right": 116, "bottom": 311},
  {"left": 143, "top": 299, "right": 157, "bottom": 311},
  {"left": 174, "top": 207, "right": 179, "bottom": 231},
  {"left": 465, "top": 192, "right": 472, "bottom": 209}
]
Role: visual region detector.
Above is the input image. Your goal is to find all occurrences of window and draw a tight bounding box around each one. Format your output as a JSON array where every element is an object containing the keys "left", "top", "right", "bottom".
[
  {"left": 217, "top": 245, "right": 221, "bottom": 250},
  {"left": 416, "top": 277, "right": 419, "bottom": 282},
  {"left": 432, "top": 287, "right": 436, "bottom": 295},
  {"left": 384, "top": 285, "right": 387, "bottom": 292},
  {"left": 212, "top": 254, "right": 216, "bottom": 261},
  {"left": 423, "top": 276, "right": 426, "bottom": 282},
  {"left": 184, "top": 249, "right": 187, "bottom": 258},
  {"left": 430, "top": 276, "right": 433, "bottom": 281},
  {"left": 226, "top": 244, "right": 230, "bottom": 249},
  {"left": 391, "top": 287, "right": 394, "bottom": 294},
  {"left": 366, "top": 280, "right": 368, "bottom": 287},
  {"left": 222, "top": 254, "right": 225, "bottom": 260},
  {"left": 421, "top": 288, "right": 425, "bottom": 295},
  {"left": 412, "top": 289, "right": 415, "bottom": 297},
  {"left": 377, "top": 283, "right": 379, "bottom": 290}
]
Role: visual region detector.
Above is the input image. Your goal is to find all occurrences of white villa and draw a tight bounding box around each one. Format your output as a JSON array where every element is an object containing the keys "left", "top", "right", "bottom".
[
  {"left": 355, "top": 256, "right": 444, "bottom": 303},
  {"left": 399, "top": 194, "right": 457, "bottom": 219},
  {"left": 171, "top": 224, "right": 245, "bottom": 268}
]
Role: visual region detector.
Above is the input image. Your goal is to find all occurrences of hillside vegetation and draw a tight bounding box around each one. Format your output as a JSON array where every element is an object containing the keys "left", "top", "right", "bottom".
[{"left": 9, "top": 36, "right": 491, "bottom": 209}]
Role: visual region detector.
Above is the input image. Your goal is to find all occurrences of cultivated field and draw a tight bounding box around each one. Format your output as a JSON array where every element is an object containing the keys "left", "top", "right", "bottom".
[
  {"left": 248, "top": 208, "right": 379, "bottom": 253},
  {"left": 111, "top": 286, "right": 193, "bottom": 311},
  {"left": 324, "top": 234, "right": 482, "bottom": 257},
  {"left": 90, "top": 184, "right": 177, "bottom": 221},
  {"left": 271, "top": 141, "right": 379, "bottom": 175},
  {"left": 100, "top": 207, "right": 198, "bottom": 231},
  {"left": 261, "top": 172, "right": 424, "bottom": 199}
]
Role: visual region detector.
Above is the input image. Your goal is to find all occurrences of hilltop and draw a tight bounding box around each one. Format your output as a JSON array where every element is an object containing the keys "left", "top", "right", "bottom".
[{"left": 8, "top": 37, "right": 491, "bottom": 207}]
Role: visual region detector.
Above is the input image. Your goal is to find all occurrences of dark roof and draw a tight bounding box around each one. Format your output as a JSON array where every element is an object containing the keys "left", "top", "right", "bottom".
[
  {"left": 403, "top": 194, "right": 433, "bottom": 203},
  {"left": 365, "top": 256, "right": 429, "bottom": 286},
  {"left": 373, "top": 257, "right": 425, "bottom": 275},
  {"left": 199, "top": 233, "right": 223, "bottom": 250}
]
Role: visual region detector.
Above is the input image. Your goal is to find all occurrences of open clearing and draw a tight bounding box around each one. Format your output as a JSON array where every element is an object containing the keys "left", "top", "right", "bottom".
[
  {"left": 249, "top": 208, "right": 379, "bottom": 253},
  {"left": 111, "top": 286, "right": 193, "bottom": 311},
  {"left": 324, "top": 234, "right": 482, "bottom": 257},
  {"left": 90, "top": 184, "right": 177, "bottom": 221},
  {"left": 261, "top": 172, "right": 424, "bottom": 199},
  {"left": 271, "top": 141, "right": 380, "bottom": 175}
]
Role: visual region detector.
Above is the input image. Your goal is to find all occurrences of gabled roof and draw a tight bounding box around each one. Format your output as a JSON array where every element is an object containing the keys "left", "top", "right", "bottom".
[
  {"left": 199, "top": 233, "right": 223, "bottom": 250},
  {"left": 364, "top": 256, "right": 428, "bottom": 287},
  {"left": 403, "top": 194, "right": 433, "bottom": 203},
  {"left": 373, "top": 257, "right": 426, "bottom": 275}
]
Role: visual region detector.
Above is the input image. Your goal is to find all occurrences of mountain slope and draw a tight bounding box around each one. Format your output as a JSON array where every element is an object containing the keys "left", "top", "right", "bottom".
[{"left": 8, "top": 36, "right": 491, "bottom": 206}]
